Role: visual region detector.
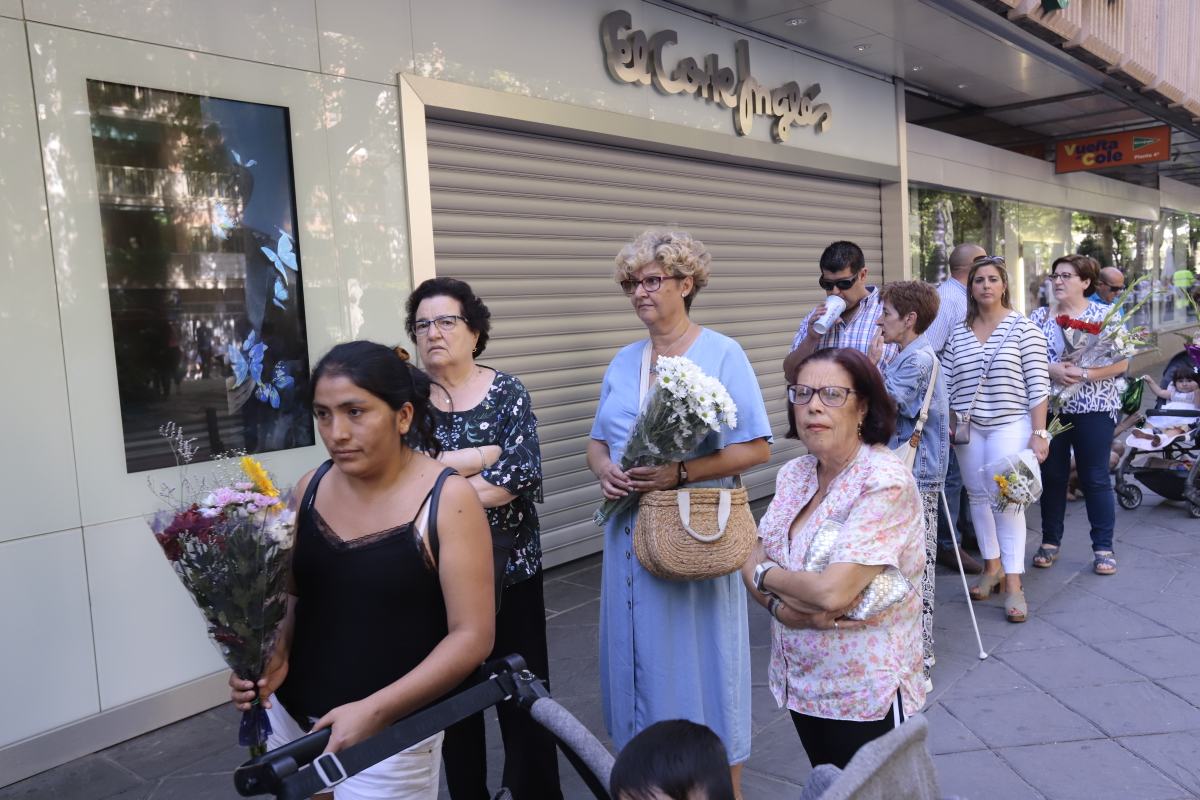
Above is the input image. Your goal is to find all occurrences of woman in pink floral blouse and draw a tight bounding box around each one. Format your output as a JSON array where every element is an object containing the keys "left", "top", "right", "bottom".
[{"left": 743, "top": 348, "right": 926, "bottom": 769}]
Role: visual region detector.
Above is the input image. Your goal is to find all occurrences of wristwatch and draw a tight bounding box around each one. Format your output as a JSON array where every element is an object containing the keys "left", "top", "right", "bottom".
[
  {"left": 1033, "top": 429, "right": 1052, "bottom": 441},
  {"left": 753, "top": 560, "right": 780, "bottom": 595},
  {"left": 1081, "top": 368, "right": 1090, "bottom": 382},
  {"left": 677, "top": 460, "right": 689, "bottom": 486}
]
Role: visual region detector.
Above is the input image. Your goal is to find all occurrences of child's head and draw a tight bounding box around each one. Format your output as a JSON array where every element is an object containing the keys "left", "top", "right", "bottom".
[
  {"left": 1174, "top": 369, "right": 1199, "bottom": 392},
  {"left": 610, "top": 720, "right": 734, "bottom": 800}
]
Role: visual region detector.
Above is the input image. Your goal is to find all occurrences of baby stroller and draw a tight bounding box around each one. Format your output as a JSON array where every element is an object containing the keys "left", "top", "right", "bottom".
[
  {"left": 233, "top": 655, "right": 614, "bottom": 800},
  {"left": 1113, "top": 406, "right": 1200, "bottom": 518}
]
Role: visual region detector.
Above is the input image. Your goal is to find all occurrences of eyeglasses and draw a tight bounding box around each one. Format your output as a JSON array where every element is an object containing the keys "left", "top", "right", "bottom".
[
  {"left": 972, "top": 255, "right": 1006, "bottom": 268},
  {"left": 413, "top": 314, "right": 468, "bottom": 336},
  {"left": 1050, "top": 272, "right": 1079, "bottom": 282},
  {"left": 818, "top": 272, "right": 861, "bottom": 291},
  {"left": 787, "top": 384, "right": 857, "bottom": 407},
  {"left": 1098, "top": 280, "right": 1124, "bottom": 291},
  {"left": 620, "top": 275, "right": 679, "bottom": 295}
]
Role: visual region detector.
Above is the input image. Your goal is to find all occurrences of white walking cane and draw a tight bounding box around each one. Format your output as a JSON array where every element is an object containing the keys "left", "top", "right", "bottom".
[{"left": 939, "top": 490, "right": 989, "bottom": 660}]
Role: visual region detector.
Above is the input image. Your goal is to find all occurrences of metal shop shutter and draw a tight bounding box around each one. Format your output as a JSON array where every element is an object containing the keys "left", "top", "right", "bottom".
[{"left": 426, "top": 119, "right": 883, "bottom": 565}]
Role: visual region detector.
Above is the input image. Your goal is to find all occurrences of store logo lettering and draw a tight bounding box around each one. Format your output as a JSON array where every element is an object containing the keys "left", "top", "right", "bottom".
[
  {"left": 600, "top": 10, "right": 832, "bottom": 142},
  {"left": 1063, "top": 139, "right": 1123, "bottom": 167}
]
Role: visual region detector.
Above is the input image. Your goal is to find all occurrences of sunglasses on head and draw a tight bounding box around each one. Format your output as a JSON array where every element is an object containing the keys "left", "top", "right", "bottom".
[
  {"left": 818, "top": 271, "right": 861, "bottom": 291},
  {"left": 972, "top": 255, "right": 1006, "bottom": 268}
]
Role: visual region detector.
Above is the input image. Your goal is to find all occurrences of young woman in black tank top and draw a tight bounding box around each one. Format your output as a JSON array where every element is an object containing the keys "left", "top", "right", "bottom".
[{"left": 230, "top": 341, "right": 494, "bottom": 798}]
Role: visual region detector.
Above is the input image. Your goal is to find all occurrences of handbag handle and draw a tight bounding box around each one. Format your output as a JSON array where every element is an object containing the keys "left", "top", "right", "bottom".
[
  {"left": 676, "top": 489, "right": 732, "bottom": 543},
  {"left": 907, "top": 353, "right": 940, "bottom": 448}
]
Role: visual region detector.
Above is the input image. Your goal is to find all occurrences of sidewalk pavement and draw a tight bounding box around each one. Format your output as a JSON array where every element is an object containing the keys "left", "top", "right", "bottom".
[{"left": 4, "top": 492, "right": 1200, "bottom": 799}]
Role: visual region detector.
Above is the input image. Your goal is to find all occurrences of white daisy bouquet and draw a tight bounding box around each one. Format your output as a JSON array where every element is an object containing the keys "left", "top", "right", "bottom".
[
  {"left": 146, "top": 424, "right": 295, "bottom": 757},
  {"left": 982, "top": 420, "right": 1071, "bottom": 513},
  {"left": 593, "top": 355, "right": 738, "bottom": 526}
]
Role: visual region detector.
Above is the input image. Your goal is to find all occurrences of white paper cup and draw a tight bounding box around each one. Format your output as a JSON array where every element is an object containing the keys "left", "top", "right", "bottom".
[{"left": 812, "top": 295, "right": 847, "bottom": 335}]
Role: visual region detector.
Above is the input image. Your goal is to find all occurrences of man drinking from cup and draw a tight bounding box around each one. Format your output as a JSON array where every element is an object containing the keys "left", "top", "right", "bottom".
[{"left": 783, "top": 241, "right": 896, "bottom": 382}]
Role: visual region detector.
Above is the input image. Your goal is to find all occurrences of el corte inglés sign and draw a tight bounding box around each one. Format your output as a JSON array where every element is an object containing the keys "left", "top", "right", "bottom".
[{"left": 600, "top": 10, "right": 832, "bottom": 142}]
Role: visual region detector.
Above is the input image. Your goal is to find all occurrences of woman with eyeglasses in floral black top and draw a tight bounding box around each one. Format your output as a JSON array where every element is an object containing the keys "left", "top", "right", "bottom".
[{"left": 405, "top": 277, "right": 561, "bottom": 800}]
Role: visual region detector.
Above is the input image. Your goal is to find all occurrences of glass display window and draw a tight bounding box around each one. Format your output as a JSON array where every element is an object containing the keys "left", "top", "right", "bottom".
[{"left": 87, "top": 80, "right": 314, "bottom": 472}]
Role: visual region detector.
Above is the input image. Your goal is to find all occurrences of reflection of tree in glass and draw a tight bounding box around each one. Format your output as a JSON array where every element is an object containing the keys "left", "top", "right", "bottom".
[{"left": 87, "top": 80, "right": 312, "bottom": 471}]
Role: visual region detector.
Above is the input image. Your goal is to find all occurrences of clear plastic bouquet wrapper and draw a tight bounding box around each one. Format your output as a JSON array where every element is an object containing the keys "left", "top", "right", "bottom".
[
  {"left": 146, "top": 424, "right": 296, "bottom": 757},
  {"left": 1052, "top": 277, "right": 1151, "bottom": 412},
  {"left": 983, "top": 417, "right": 1071, "bottom": 513},
  {"left": 983, "top": 449, "right": 1043, "bottom": 514},
  {"left": 593, "top": 355, "right": 737, "bottom": 526},
  {"left": 801, "top": 519, "right": 914, "bottom": 620}
]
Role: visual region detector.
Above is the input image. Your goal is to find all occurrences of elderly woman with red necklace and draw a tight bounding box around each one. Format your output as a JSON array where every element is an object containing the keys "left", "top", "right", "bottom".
[{"left": 744, "top": 348, "right": 926, "bottom": 770}]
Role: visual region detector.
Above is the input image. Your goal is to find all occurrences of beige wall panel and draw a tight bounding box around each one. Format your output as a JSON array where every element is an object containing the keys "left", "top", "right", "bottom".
[
  {"left": 319, "top": 76, "right": 415, "bottom": 347},
  {"left": 84, "top": 518, "right": 226, "bottom": 710},
  {"left": 0, "top": 531, "right": 99, "bottom": 747},
  {"left": 26, "top": 24, "right": 345, "bottom": 527},
  {"left": 315, "top": 0, "right": 413, "bottom": 81},
  {"left": 0, "top": 1, "right": 21, "bottom": 18},
  {"left": 0, "top": 17, "right": 82, "bottom": 541},
  {"left": 24, "top": 0, "right": 320, "bottom": 70}
]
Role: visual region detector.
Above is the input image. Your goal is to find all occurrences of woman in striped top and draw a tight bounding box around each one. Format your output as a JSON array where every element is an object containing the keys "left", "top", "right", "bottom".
[{"left": 942, "top": 256, "right": 1051, "bottom": 624}]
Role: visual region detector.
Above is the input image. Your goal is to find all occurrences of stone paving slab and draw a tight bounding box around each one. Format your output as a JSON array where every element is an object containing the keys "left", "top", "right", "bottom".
[
  {"left": 932, "top": 749, "right": 1044, "bottom": 800},
  {"left": 998, "top": 643, "right": 1146, "bottom": 690},
  {"left": 922, "top": 704, "right": 987, "bottom": 755},
  {"left": 940, "top": 689, "right": 1104, "bottom": 749},
  {"left": 1094, "top": 635, "right": 1200, "bottom": 680},
  {"left": 999, "top": 739, "right": 1191, "bottom": 800},
  {"left": 1054, "top": 682, "right": 1200, "bottom": 737},
  {"left": 1117, "top": 731, "right": 1200, "bottom": 796}
]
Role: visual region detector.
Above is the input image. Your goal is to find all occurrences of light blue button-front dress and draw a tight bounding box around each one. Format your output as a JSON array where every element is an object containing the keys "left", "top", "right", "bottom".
[{"left": 590, "top": 327, "right": 773, "bottom": 763}]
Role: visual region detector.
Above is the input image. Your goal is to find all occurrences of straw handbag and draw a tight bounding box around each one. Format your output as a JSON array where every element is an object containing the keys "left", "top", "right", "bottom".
[
  {"left": 628, "top": 343, "right": 756, "bottom": 580},
  {"left": 634, "top": 485, "right": 757, "bottom": 581}
]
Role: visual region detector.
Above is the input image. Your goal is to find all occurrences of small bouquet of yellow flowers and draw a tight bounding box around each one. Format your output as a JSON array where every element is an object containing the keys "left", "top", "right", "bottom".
[
  {"left": 146, "top": 424, "right": 295, "bottom": 756},
  {"left": 983, "top": 419, "right": 1072, "bottom": 513}
]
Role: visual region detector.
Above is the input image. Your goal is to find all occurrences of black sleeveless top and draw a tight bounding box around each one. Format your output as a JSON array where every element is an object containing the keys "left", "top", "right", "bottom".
[{"left": 275, "top": 463, "right": 453, "bottom": 720}]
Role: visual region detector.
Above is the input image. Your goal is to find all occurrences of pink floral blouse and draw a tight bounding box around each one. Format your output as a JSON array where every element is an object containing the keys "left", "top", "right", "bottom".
[{"left": 759, "top": 444, "right": 926, "bottom": 721}]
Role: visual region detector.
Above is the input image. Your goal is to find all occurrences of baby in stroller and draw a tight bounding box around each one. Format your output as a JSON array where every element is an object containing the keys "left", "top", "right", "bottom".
[{"left": 1126, "top": 368, "right": 1199, "bottom": 450}]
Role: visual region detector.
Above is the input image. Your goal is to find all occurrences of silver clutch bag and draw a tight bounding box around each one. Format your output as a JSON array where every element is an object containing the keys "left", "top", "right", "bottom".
[{"left": 803, "top": 519, "right": 913, "bottom": 620}]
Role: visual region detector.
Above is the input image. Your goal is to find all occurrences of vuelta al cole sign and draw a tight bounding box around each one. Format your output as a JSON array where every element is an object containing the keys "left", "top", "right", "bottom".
[
  {"left": 1055, "top": 125, "right": 1171, "bottom": 174},
  {"left": 600, "top": 10, "right": 832, "bottom": 142}
]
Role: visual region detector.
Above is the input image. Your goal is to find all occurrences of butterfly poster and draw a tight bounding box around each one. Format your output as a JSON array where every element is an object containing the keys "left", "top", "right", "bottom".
[{"left": 87, "top": 79, "right": 314, "bottom": 472}]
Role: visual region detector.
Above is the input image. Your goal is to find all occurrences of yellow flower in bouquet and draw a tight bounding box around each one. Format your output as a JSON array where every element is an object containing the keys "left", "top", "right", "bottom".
[{"left": 241, "top": 456, "right": 281, "bottom": 507}]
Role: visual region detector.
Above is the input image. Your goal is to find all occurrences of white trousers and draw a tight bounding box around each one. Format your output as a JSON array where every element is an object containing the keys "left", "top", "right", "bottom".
[
  {"left": 954, "top": 416, "right": 1031, "bottom": 575},
  {"left": 265, "top": 696, "right": 443, "bottom": 800}
]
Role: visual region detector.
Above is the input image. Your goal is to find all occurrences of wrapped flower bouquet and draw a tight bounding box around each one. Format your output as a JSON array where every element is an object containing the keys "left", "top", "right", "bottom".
[
  {"left": 593, "top": 355, "right": 737, "bottom": 526},
  {"left": 146, "top": 424, "right": 295, "bottom": 756}
]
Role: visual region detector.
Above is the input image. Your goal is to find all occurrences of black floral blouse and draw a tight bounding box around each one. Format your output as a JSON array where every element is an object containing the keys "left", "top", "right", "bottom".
[{"left": 431, "top": 369, "right": 543, "bottom": 587}]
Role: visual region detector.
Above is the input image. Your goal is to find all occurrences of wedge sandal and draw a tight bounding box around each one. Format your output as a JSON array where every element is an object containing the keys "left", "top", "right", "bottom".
[
  {"left": 1032, "top": 544, "right": 1060, "bottom": 569},
  {"left": 1093, "top": 551, "right": 1117, "bottom": 575},
  {"left": 1005, "top": 590, "right": 1027, "bottom": 623}
]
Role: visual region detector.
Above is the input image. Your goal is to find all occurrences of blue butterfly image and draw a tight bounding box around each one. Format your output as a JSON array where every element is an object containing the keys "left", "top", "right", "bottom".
[
  {"left": 229, "top": 330, "right": 266, "bottom": 388},
  {"left": 230, "top": 149, "right": 258, "bottom": 168},
  {"left": 261, "top": 230, "right": 299, "bottom": 310},
  {"left": 256, "top": 362, "right": 297, "bottom": 409}
]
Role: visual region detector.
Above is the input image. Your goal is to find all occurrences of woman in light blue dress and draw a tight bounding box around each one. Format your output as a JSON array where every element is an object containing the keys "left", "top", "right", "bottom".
[{"left": 586, "top": 230, "right": 772, "bottom": 794}]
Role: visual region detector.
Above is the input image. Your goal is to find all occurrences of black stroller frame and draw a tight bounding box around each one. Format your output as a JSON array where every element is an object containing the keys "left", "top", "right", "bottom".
[
  {"left": 233, "top": 655, "right": 613, "bottom": 800},
  {"left": 1114, "top": 407, "right": 1200, "bottom": 518}
]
